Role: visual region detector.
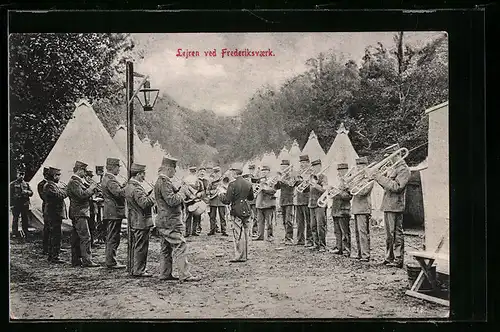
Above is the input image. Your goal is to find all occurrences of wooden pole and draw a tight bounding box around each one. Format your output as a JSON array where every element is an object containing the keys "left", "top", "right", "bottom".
[{"left": 126, "top": 61, "right": 134, "bottom": 275}]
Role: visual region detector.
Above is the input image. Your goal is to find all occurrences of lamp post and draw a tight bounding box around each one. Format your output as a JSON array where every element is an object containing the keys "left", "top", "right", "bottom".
[{"left": 125, "top": 61, "right": 159, "bottom": 275}]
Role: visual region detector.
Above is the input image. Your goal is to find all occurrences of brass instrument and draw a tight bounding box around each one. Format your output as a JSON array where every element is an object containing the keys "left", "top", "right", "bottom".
[
  {"left": 85, "top": 178, "right": 102, "bottom": 192},
  {"left": 317, "top": 185, "right": 342, "bottom": 208},
  {"left": 349, "top": 147, "right": 409, "bottom": 196},
  {"left": 206, "top": 175, "right": 229, "bottom": 200},
  {"left": 296, "top": 163, "right": 333, "bottom": 193}
]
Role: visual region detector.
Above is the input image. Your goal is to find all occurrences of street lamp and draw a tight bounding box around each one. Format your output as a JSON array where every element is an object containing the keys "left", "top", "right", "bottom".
[{"left": 125, "top": 61, "right": 159, "bottom": 275}]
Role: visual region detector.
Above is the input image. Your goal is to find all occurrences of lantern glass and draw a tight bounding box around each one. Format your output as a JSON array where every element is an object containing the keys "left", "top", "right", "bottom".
[{"left": 136, "top": 80, "right": 160, "bottom": 112}]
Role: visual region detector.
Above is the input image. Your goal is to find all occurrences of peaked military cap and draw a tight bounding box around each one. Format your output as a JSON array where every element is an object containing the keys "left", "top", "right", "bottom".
[
  {"left": 189, "top": 166, "right": 197, "bottom": 172},
  {"left": 299, "top": 155, "right": 310, "bottom": 162},
  {"left": 198, "top": 166, "right": 206, "bottom": 171},
  {"left": 131, "top": 163, "right": 147, "bottom": 172},
  {"left": 48, "top": 167, "right": 61, "bottom": 175},
  {"left": 85, "top": 169, "right": 94, "bottom": 176},
  {"left": 261, "top": 165, "right": 271, "bottom": 171},
  {"left": 43, "top": 167, "right": 50, "bottom": 175},
  {"left": 281, "top": 160, "right": 290, "bottom": 166},
  {"left": 161, "top": 156, "right": 178, "bottom": 168},
  {"left": 231, "top": 162, "right": 243, "bottom": 171},
  {"left": 74, "top": 161, "right": 88, "bottom": 170},
  {"left": 311, "top": 159, "right": 322, "bottom": 166},
  {"left": 337, "top": 163, "right": 349, "bottom": 170},
  {"left": 356, "top": 157, "right": 368, "bottom": 165},
  {"left": 106, "top": 158, "right": 121, "bottom": 167}
]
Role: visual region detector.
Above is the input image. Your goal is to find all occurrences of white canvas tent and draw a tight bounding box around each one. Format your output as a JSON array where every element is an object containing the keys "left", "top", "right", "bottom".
[
  {"left": 288, "top": 140, "right": 301, "bottom": 171},
  {"left": 277, "top": 146, "right": 290, "bottom": 163},
  {"left": 28, "top": 99, "right": 129, "bottom": 229},
  {"left": 301, "top": 130, "right": 326, "bottom": 163},
  {"left": 420, "top": 101, "right": 449, "bottom": 271}
]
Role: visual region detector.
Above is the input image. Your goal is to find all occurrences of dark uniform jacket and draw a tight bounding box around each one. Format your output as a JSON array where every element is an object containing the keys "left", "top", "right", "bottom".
[
  {"left": 43, "top": 181, "right": 68, "bottom": 220},
  {"left": 308, "top": 174, "right": 327, "bottom": 208},
  {"left": 256, "top": 177, "right": 277, "bottom": 209},
  {"left": 67, "top": 174, "right": 95, "bottom": 219},
  {"left": 376, "top": 162, "right": 411, "bottom": 213},
  {"left": 101, "top": 173, "right": 126, "bottom": 219},
  {"left": 351, "top": 180, "right": 374, "bottom": 215},
  {"left": 331, "top": 179, "right": 353, "bottom": 217},
  {"left": 125, "top": 179, "right": 155, "bottom": 230},
  {"left": 199, "top": 177, "right": 209, "bottom": 203},
  {"left": 38, "top": 179, "right": 48, "bottom": 217},
  {"left": 220, "top": 176, "right": 254, "bottom": 213},
  {"left": 248, "top": 176, "right": 258, "bottom": 205},
  {"left": 10, "top": 180, "right": 33, "bottom": 208},
  {"left": 207, "top": 174, "right": 225, "bottom": 207},
  {"left": 274, "top": 179, "right": 294, "bottom": 206},
  {"left": 154, "top": 174, "right": 185, "bottom": 232}
]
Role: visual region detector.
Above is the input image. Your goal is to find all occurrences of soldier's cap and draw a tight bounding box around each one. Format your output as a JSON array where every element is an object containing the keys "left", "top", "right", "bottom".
[
  {"left": 161, "top": 156, "right": 178, "bottom": 168},
  {"left": 43, "top": 167, "right": 50, "bottom": 175},
  {"left": 337, "top": 163, "right": 349, "bottom": 170},
  {"left": 299, "top": 155, "right": 310, "bottom": 162},
  {"left": 189, "top": 166, "right": 197, "bottom": 172},
  {"left": 48, "top": 167, "right": 61, "bottom": 175},
  {"left": 281, "top": 160, "right": 290, "bottom": 166},
  {"left": 74, "top": 161, "right": 88, "bottom": 170},
  {"left": 261, "top": 165, "right": 270, "bottom": 171},
  {"left": 106, "top": 158, "right": 121, "bottom": 167},
  {"left": 248, "top": 164, "right": 255, "bottom": 170},
  {"left": 131, "top": 163, "right": 147, "bottom": 173},
  {"left": 213, "top": 166, "right": 221, "bottom": 172},
  {"left": 242, "top": 172, "right": 251, "bottom": 178},
  {"left": 356, "top": 157, "right": 368, "bottom": 165},
  {"left": 311, "top": 159, "right": 322, "bottom": 166}
]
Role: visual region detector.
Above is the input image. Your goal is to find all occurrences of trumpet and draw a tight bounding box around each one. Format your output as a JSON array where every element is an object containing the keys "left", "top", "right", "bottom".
[
  {"left": 296, "top": 163, "right": 332, "bottom": 193},
  {"left": 349, "top": 147, "right": 409, "bottom": 196}
]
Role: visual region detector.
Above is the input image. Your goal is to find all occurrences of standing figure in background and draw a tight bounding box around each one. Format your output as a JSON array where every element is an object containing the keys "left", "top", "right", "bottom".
[
  {"left": 330, "top": 163, "right": 353, "bottom": 257},
  {"left": 38, "top": 167, "right": 50, "bottom": 253},
  {"left": 85, "top": 169, "right": 97, "bottom": 248},
  {"left": 101, "top": 157, "right": 126, "bottom": 269},
  {"left": 254, "top": 165, "right": 276, "bottom": 242},
  {"left": 124, "top": 163, "right": 156, "bottom": 277},
  {"left": 248, "top": 164, "right": 259, "bottom": 236},
  {"left": 373, "top": 144, "right": 411, "bottom": 268},
  {"left": 274, "top": 160, "right": 294, "bottom": 245},
  {"left": 308, "top": 159, "right": 328, "bottom": 252},
  {"left": 184, "top": 166, "right": 204, "bottom": 237},
  {"left": 10, "top": 166, "right": 33, "bottom": 239},
  {"left": 207, "top": 166, "right": 228, "bottom": 236},
  {"left": 294, "top": 155, "right": 312, "bottom": 247},
  {"left": 351, "top": 157, "right": 374, "bottom": 262},
  {"left": 197, "top": 166, "right": 209, "bottom": 235},
  {"left": 66, "top": 161, "right": 99, "bottom": 267},
  {"left": 43, "top": 167, "right": 68, "bottom": 264}
]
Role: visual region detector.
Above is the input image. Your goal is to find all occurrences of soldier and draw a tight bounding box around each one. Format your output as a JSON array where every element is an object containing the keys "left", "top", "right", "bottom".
[
  {"left": 330, "top": 163, "right": 353, "bottom": 257},
  {"left": 351, "top": 157, "right": 374, "bottom": 262},
  {"left": 184, "top": 166, "right": 204, "bottom": 237},
  {"left": 294, "top": 155, "right": 313, "bottom": 247},
  {"left": 373, "top": 144, "right": 411, "bottom": 268},
  {"left": 308, "top": 159, "right": 328, "bottom": 252},
  {"left": 220, "top": 163, "right": 254, "bottom": 262},
  {"left": 154, "top": 156, "right": 201, "bottom": 282},
  {"left": 254, "top": 165, "right": 276, "bottom": 242},
  {"left": 274, "top": 160, "right": 294, "bottom": 245},
  {"left": 248, "top": 164, "right": 258, "bottom": 236},
  {"left": 124, "top": 163, "right": 156, "bottom": 277},
  {"left": 101, "top": 157, "right": 126, "bottom": 269},
  {"left": 10, "top": 166, "right": 33, "bottom": 239},
  {"left": 38, "top": 167, "right": 50, "bottom": 253},
  {"left": 196, "top": 166, "right": 209, "bottom": 235},
  {"left": 207, "top": 166, "right": 228, "bottom": 236},
  {"left": 43, "top": 167, "right": 68, "bottom": 264},
  {"left": 66, "top": 161, "right": 100, "bottom": 267},
  {"left": 85, "top": 169, "right": 97, "bottom": 248}
]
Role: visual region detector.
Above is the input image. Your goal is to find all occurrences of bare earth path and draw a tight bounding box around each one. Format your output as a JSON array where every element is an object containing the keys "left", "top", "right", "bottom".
[{"left": 10, "top": 216, "right": 449, "bottom": 319}]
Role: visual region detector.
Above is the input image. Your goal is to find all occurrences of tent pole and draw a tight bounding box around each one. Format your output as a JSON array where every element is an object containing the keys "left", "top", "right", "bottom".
[{"left": 126, "top": 61, "right": 134, "bottom": 276}]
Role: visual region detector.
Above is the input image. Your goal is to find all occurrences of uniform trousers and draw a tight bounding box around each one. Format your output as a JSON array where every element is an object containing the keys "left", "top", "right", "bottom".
[
  {"left": 354, "top": 214, "right": 371, "bottom": 260},
  {"left": 185, "top": 212, "right": 201, "bottom": 236},
  {"left": 11, "top": 204, "right": 30, "bottom": 235},
  {"left": 384, "top": 212, "right": 405, "bottom": 264},
  {"left": 88, "top": 203, "right": 96, "bottom": 244},
  {"left": 281, "top": 205, "right": 294, "bottom": 241},
  {"left": 333, "top": 215, "right": 351, "bottom": 255},
  {"left": 131, "top": 227, "right": 151, "bottom": 275},
  {"left": 42, "top": 203, "right": 50, "bottom": 252},
  {"left": 295, "top": 205, "right": 312, "bottom": 245},
  {"left": 231, "top": 215, "right": 250, "bottom": 261},
  {"left": 209, "top": 206, "right": 227, "bottom": 233},
  {"left": 105, "top": 219, "right": 122, "bottom": 267},
  {"left": 71, "top": 217, "right": 93, "bottom": 265},
  {"left": 250, "top": 204, "right": 257, "bottom": 234},
  {"left": 256, "top": 207, "right": 275, "bottom": 240},
  {"left": 48, "top": 218, "right": 62, "bottom": 261},
  {"left": 157, "top": 228, "right": 193, "bottom": 280},
  {"left": 310, "top": 207, "right": 327, "bottom": 249}
]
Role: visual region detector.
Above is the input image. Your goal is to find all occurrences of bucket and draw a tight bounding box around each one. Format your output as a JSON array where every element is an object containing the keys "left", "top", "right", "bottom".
[{"left": 406, "top": 263, "right": 436, "bottom": 291}]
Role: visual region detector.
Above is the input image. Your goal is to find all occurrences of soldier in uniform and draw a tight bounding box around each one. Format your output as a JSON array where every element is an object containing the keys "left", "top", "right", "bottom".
[
  {"left": 207, "top": 166, "right": 228, "bottom": 236},
  {"left": 248, "top": 164, "right": 259, "bottom": 236},
  {"left": 196, "top": 166, "right": 209, "bottom": 235},
  {"left": 351, "top": 157, "right": 374, "bottom": 262},
  {"left": 330, "top": 163, "right": 353, "bottom": 256},
  {"left": 43, "top": 167, "right": 68, "bottom": 264},
  {"left": 274, "top": 160, "right": 295, "bottom": 245},
  {"left": 184, "top": 166, "right": 204, "bottom": 237},
  {"left": 124, "top": 163, "right": 156, "bottom": 277},
  {"left": 308, "top": 159, "right": 328, "bottom": 252},
  {"left": 85, "top": 169, "right": 98, "bottom": 248},
  {"left": 101, "top": 157, "right": 126, "bottom": 269},
  {"left": 38, "top": 167, "right": 50, "bottom": 253},
  {"left": 220, "top": 163, "right": 254, "bottom": 262},
  {"left": 373, "top": 144, "right": 411, "bottom": 268},
  {"left": 66, "top": 161, "right": 100, "bottom": 267},
  {"left": 294, "top": 155, "right": 313, "bottom": 247},
  {"left": 154, "top": 156, "right": 201, "bottom": 282},
  {"left": 254, "top": 165, "right": 276, "bottom": 242},
  {"left": 10, "top": 166, "right": 33, "bottom": 239}
]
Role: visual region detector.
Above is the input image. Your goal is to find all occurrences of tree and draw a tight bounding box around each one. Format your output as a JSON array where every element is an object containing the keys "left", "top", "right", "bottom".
[{"left": 9, "top": 33, "right": 134, "bottom": 179}]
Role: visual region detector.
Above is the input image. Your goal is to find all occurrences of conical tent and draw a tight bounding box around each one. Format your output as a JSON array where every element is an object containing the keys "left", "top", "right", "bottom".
[
  {"left": 277, "top": 146, "right": 290, "bottom": 164},
  {"left": 288, "top": 140, "right": 301, "bottom": 171},
  {"left": 28, "top": 99, "right": 129, "bottom": 226},
  {"left": 113, "top": 125, "right": 145, "bottom": 163},
  {"left": 140, "top": 136, "right": 158, "bottom": 185},
  {"left": 301, "top": 130, "right": 326, "bottom": 163}
]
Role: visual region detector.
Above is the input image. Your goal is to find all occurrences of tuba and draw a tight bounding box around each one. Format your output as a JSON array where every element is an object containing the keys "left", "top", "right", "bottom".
[{"left": 349, "top": 147, "right": 409, "bottom": 196}]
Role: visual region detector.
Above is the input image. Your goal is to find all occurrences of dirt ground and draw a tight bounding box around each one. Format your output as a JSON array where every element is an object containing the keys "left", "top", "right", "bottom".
[{"left": 9, "top": 214, "right": 449, "bottom": 320}]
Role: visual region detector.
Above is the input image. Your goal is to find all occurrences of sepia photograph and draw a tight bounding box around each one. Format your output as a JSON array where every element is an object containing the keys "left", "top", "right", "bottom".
[{"left": 9, "top": 31, "right": 449, "bottom": 319}]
